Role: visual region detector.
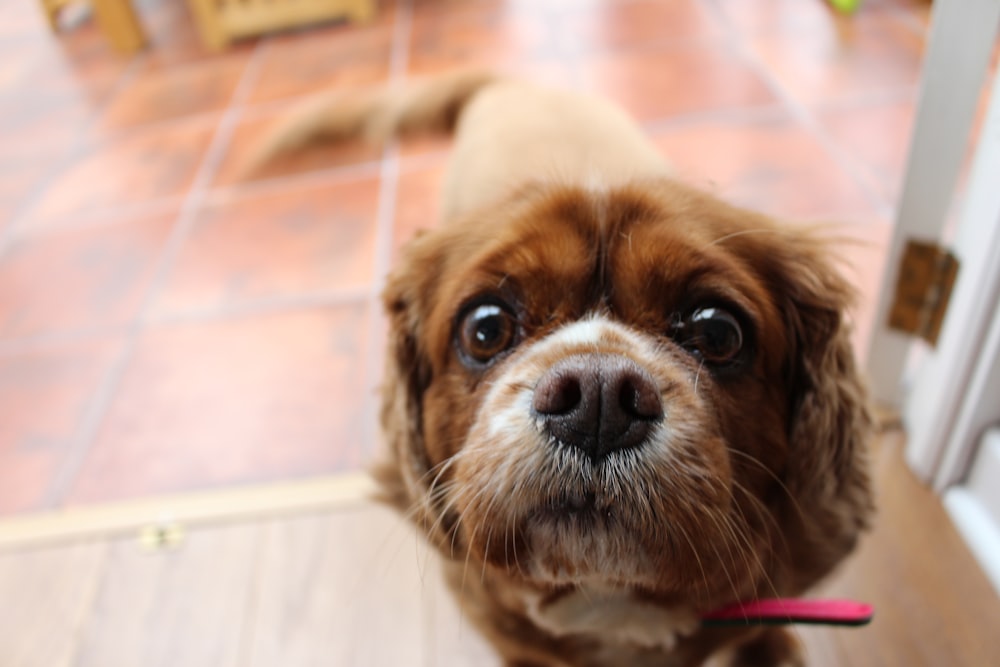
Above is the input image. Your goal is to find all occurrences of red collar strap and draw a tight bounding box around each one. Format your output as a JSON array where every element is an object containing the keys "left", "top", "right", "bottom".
[{"left": 701, "top": 598, "right": 874, "bottom": 627}]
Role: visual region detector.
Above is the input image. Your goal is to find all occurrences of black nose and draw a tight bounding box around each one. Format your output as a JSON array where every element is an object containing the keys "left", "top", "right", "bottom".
[{"left": 532, "top": 354, "right": 663, "bottom": 463}]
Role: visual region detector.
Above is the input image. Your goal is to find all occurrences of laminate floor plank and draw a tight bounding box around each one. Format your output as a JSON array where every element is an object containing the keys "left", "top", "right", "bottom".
[
  {"left": 245, "top": 503, "right": 428, "bottom": 667},
  {"left": 71, "top": 522, "right": 261, "bottom": 667},
  {"left": 0, "top": 541, "right": 107, "bottom": 667},
  {"left": 423, "top": 553, "right": 502, "bottom": 667},
  {"left": 806, "top": 433, "right": 1000, "bottom": 667}
]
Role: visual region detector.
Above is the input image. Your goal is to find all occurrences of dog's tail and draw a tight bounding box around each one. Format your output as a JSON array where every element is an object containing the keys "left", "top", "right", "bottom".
[{"left": 246, "top": 70, "right": 499, "bottom": 169}]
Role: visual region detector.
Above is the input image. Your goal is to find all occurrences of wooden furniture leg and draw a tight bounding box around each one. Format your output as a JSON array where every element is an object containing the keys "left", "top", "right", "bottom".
[{"left": 90, "top": 0, "right": 146, "bottom": 54}]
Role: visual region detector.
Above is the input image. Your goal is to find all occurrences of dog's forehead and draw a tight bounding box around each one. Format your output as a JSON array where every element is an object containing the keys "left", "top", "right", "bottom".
[{"left": 439, "top": 185, "right": 769, "bottom": 315}]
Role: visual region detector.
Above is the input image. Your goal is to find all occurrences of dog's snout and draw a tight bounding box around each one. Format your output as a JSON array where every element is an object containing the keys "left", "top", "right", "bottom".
[{"left": 532, "top": 354, "right": 663, "bottom": 462}]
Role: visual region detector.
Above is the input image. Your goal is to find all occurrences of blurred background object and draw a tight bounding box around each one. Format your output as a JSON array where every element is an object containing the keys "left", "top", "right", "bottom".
[{"left": 39, "top": 0, "right": 377, "bottom": 52}]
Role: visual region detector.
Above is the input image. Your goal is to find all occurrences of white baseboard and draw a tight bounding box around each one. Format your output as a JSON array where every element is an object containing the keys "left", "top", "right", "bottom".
[
  {"left": 0, "top": 472, "right": 377, "bottom": 552},
  {"left": 944, "top": 488, "right": 1000, "bottom": 597}
]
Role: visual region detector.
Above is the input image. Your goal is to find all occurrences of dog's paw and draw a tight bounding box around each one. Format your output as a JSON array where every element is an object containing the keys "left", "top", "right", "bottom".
[{"left": 528, "top": 587, "right": 699, "bottom": 650}]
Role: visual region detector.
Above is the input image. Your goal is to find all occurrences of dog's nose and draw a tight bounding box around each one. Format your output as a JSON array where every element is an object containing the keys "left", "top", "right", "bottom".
[{"left": 532, "top": 354, "right": 663, "bottom": 462}]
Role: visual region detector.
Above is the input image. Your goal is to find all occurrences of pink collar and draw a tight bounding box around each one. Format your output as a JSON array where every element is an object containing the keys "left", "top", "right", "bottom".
[{"left": 701, "top": 598, "right": 874, "bottom": 627}]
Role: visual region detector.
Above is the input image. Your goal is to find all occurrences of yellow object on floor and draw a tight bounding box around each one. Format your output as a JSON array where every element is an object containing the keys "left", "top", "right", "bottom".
[
  {"left": 186, "top": 0, "right": 376, "bottom": 50},
  {"left": 40, "top": 0, "right": 146, "bottom": 53},
  {"left": 40, "top": 0, "right": 375, "bottom": 54}
]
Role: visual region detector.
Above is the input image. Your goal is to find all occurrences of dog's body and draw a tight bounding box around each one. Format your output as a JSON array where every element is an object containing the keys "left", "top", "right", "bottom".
[
  {"left": 262, "top": 72, "right": 874, "bottom": 667},
  {"left": 438, "top": 78, "right": 668, "bottom": 222}
]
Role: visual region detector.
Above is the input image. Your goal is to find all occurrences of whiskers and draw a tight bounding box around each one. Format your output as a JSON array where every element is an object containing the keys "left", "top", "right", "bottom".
[
  {"left": 417, "top": 450, "right": 516, "bottom": 588},
  {"left": 693, "top": 357, "right": 707, "bottom": 395},
  {"left": 727, "top": 448, "right": 807, "bottom": 537},
  {"left": 388, "top": 451, "right": 472, "bottom": 591}
]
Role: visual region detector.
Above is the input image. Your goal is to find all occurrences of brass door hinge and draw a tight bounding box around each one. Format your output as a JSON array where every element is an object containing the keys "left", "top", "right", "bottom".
[{"left": 887, "top": 240, "right": 959, "bottom": 345}]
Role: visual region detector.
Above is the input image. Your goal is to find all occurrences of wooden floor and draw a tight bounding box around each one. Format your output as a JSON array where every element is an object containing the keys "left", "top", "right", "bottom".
[{"left": 1, "top": 431, "right": 998, "bottom": 667}]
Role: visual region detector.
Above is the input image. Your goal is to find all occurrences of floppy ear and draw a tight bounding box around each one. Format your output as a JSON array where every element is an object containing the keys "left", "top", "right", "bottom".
[
  {"left": 372, "top": 238, "right": 436, "bottom": 514},
  {"left": 372, "top": 230, "right": 472, "bottom": 553},
  {"left": 769, "top": 231, "right": 876, "bottom": 591}
]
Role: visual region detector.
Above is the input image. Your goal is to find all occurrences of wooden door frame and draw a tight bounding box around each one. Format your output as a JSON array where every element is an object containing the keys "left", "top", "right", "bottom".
[{"left": 866, "top": 0, "right": 1000, "bottom": 487}]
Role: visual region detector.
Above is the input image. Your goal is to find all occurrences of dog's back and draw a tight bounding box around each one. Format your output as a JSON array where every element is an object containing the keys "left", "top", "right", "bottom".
[
  {"left": 441, "top": 80, "right": 669, "bottom": 221},
  {"left": 251, "top": 71, "right": 668, "bottom": 221}
]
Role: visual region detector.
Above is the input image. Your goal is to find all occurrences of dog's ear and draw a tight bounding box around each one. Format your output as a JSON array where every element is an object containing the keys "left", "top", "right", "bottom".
[
  {"left": 372, "top": 236, "right": 437, "bottom": 513},
  {"left": 766, "top": 230, "right": 875, "bottom": 591}
]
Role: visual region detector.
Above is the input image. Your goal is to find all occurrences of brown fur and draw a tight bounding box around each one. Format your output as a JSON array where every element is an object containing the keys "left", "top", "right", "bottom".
[
  {"left": 244, "top": 70, "right": 498, "bottom": 173},
  {"left": 260, "top": 73, "right": 874, "bottom": 667}
]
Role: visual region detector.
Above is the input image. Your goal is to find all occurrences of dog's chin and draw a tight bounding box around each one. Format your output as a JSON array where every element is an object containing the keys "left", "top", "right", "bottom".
[{"left": 520, "top": 485, "right": 656, "bottom": 587}]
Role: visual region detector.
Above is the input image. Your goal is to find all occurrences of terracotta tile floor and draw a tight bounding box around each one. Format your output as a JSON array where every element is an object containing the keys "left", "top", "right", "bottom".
[{"left": 0, "top": 0, "right": 931, "bottom": 514}]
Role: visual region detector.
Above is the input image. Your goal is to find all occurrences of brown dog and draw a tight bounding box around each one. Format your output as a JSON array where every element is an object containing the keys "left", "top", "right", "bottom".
[{"left": 261, "top": 72, "right": 874, "bottom": 667}]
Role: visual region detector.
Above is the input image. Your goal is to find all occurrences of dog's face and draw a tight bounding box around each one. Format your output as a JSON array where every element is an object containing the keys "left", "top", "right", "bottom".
[{"left": 377, "top": 180, "right": 873, "bottom": 610}]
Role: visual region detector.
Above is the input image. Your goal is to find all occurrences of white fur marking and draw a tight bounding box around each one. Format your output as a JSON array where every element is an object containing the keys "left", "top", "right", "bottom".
[{"left": 527, "top": 587, "right": 699, "bottom": 650}]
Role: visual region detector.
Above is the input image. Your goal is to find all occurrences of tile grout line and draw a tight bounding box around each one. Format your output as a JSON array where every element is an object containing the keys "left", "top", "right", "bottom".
[
  {"left": 0, "top": 325, "right": 133, "bottom": 356},
  {"left": 83, "top": 105, "right": 235, "bottom": 144},
  {"left": 641, "top": 83, "right": 920, "bottom": 134},
  {"left": 361, "top": 0, "right": 415, "bottom": 463},
  {"left": 0, "top": 54, "right": 148, "bottom": 255},
  {"left": 40, "top": 334, "right": 137, "bottom": 508},
  {"left": 543, "top": 1, "right": 587, "bottom": 90},
  {"left": 3, "top": 195, "right": 186, "bottom": 238},
  {"left": 62, "top": 537, "right": 113, "bottom": 667},
  {"left": 136, "top": 41, "right": 272, "bottom": 324},
  {"left": 807, "top": 84, "right": 919, "bottom": 113},
  {"left": 236, "top": 76, "right": 399, "bottom": 118},
  {"left": 209, "top": 157, "right": 384, "bottom": 201},
  {"left": 5, "top": 89, "right": 390, "bottom": 236},
  {"left": 641, "top": 101, "right": 791, "bottom": 135},
  {"left": 0, "top": 288, "right": 374, "bottom": 355},
  {"left": 8, "top": 42, "right": 453, "bottom": 238},
  {"left": 148, "top": 287, "right": 374, "bottom": 326},
  {"left": 375, "top": 0, "right": 416, "bottom": 282},
  {"left": 208, "top": 142, "right": 451, "bottom": 204},
  {"left": 232, "top": 518, "right": 268, "bottom": 667},
  {"left": 702, "top": 0, "right": 896, "bottom": 221},
  {"left": 639, "top": 96, "right": 905, "bottom": 209},
  {"left": 10, "top": 52, "right": 163, "bottom": 510},
  {"left": 41, "top": 41, "right": 271, "bottom": 509},
  {"left": 90, "top": 48, "right": 258, "bottom": 140},
  {"left": 886, "top": 5, "right": 931, "bottom": 40}
]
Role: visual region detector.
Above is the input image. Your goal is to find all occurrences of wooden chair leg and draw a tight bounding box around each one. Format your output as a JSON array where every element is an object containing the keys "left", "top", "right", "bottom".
[
  {"left": 91, "top": 0, "right": 146, "bottom": 54},
  {"left": 40, "top": 0, "right": 74, "bottom": 32},
  {"left": 347, "top": 0, "right": 376, "bottom": 23},
  {"left": 187, "top": 0, "right": 230, "bottom": 51}
]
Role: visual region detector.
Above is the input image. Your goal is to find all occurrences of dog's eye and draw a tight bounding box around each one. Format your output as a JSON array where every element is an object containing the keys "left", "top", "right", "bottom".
[
  {"left": 676, "top": 307, "right": 744, "bottom": 365},
  {"left": 458, "top": 303, "right": 517, "bottom": 364}
]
